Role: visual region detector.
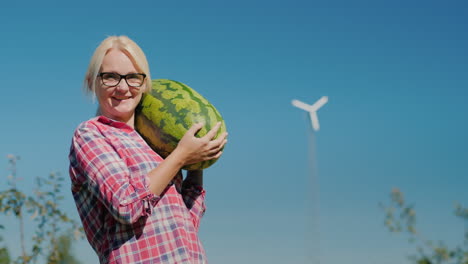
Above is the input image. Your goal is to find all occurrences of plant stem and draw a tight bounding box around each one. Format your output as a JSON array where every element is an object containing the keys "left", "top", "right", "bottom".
[{"left": 9, "top": 156, "right": 28, "bottom": 263}]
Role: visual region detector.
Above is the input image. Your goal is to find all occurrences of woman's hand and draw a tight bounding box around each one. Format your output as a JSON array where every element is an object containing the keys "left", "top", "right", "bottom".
[
  {"left": 147, "top": 123, "right": 226, "bottom": 195},
  {"left": 174, "top": 122, "right": 228, "bottom": 166}
]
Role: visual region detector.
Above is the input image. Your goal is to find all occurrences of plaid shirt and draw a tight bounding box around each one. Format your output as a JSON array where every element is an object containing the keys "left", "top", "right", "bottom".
[{"left": 69, "top": 116, "right": 207, "bottom": 264}]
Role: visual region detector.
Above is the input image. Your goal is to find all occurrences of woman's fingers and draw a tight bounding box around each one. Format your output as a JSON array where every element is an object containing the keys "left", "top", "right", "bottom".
[
  {"left": 205, "top": 138, "right": 227, "bottom": 157},
  {"left": 212, "top": 151, "right": 223, "bottom": 159},
  {"left": 208, "top": 132, "right": 228, "bottom": 150},
  {"left": 205, "top": 141, "right": 226, "bottom": 159},
  {"left": 187, "top": 122, "right": 204, "bottom": 136},
  {"left": 179, "top": 122, "right": 226, "bottom": 165},
  {"left": 204, "top": 122, "right": 222, "bottom": 140}
]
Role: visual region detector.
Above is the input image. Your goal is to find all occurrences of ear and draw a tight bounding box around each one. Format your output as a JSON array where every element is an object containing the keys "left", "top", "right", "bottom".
[
  {"left": 145, "top": 80, "right": 152, "bottom": 93},
  {"left": 88, "top": 74, "right": 101, "bottom": 93}
]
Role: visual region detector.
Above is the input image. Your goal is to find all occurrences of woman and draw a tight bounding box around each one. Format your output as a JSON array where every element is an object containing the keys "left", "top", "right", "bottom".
[{"left": 69, "top": 36, "right": 227, "bottom": 264}]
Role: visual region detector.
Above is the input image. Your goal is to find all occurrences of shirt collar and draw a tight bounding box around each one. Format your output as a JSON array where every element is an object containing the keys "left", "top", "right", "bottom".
[{"left": 97, "top": 115, "right": 135, "bottom": 134}]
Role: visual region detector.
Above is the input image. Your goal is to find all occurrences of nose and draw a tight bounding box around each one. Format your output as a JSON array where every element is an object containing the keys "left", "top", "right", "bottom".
[{"left": 115, "top": 79, "right": 130, "bottom": 93}]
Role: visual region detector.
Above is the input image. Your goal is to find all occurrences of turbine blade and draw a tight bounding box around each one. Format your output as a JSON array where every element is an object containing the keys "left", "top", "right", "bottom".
[
  {"left": 310, "top": 112, "right": 320, "bottom": 131},
  {"left": 309, "top": 96, "right": 328, "bottom": 112},
  {"left": 292, "top": 99, "right": 313, "bottom": 112}
]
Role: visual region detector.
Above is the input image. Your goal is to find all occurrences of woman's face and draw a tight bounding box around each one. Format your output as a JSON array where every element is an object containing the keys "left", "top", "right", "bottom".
[{"left": 96, "top": 49, "right": 144, "bottom": 125}]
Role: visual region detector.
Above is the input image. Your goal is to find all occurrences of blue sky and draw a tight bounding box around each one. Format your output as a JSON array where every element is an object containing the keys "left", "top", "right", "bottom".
[{"left": 1, "top": 0, "right": 467, "bottom": 263}]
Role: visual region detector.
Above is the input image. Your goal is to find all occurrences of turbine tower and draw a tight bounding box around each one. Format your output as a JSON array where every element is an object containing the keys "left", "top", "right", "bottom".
[{"left": 292, "top": 96, "right": 328, "bottom": 264}]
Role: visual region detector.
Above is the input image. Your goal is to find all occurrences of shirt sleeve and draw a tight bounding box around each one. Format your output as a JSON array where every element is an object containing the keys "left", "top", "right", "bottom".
[
  {"left": 70, "top": 124, "right": 160, "bottom": 225},
  {"left": 182, "top": 182, "right": 206, "bottom": 230}
]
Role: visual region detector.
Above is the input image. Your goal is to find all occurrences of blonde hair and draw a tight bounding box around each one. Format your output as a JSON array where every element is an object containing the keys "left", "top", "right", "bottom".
[{"left": 83, "top": 36, "right": 152, "bottom": 96}]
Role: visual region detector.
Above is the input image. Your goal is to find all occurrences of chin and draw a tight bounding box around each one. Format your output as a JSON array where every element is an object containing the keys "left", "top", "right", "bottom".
[
  {"left": 101, "top": 106, "right": 136, "bottom": 122},
  {"left": 114, "top": 108, "right": 135, "bottom": 118},
  {"left": 111, "top": 101, "right": 138, "bottom": 112}
]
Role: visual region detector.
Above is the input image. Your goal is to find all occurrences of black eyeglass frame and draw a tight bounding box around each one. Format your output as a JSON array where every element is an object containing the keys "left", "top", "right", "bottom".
[{"left": 98, "top": 72, "right": 147, "bottom": 87}]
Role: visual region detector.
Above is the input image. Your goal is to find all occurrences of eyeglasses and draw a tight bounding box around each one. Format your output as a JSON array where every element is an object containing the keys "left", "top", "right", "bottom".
[{"left": 98, "top": 72, "right": 147, "bottom": 87}]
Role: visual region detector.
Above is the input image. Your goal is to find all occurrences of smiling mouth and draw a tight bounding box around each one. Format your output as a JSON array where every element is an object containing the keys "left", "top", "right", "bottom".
[{"left": 112, "top": 97, "right": 131, "bottom": 101}]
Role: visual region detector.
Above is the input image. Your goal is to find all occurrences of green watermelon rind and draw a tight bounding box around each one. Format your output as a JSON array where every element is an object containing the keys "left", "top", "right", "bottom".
[{"left": 135, "top": 79, "right": 226, "bottom": 170}]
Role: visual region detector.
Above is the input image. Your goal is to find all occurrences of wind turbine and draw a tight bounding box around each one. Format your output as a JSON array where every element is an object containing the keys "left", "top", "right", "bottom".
[
  {"left": 292, "top": 96, "right": 328, "bottom": 264},
  {"left": 292, "top": 96, "right": 328, "bottom": 131}
]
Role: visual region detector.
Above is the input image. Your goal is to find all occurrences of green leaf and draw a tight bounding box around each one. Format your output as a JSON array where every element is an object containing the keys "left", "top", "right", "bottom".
[{"left": 416, "top": 257, "right": 432, "bottom": 264}]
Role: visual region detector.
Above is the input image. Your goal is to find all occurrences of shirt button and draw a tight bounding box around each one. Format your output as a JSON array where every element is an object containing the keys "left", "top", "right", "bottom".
[{"left": 122, "top": 199, "right": 128, "bottom": 204}]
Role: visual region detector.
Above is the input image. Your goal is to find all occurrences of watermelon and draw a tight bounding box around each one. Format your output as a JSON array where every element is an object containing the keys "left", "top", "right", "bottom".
[{"left": 135, "top": 79, "right": 227, "bottom": 170}]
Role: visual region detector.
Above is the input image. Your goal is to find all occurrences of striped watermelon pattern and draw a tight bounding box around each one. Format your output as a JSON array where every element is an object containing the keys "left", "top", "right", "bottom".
[{"left": 135, "top": 79, "right": 226, "bottom": 170}]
